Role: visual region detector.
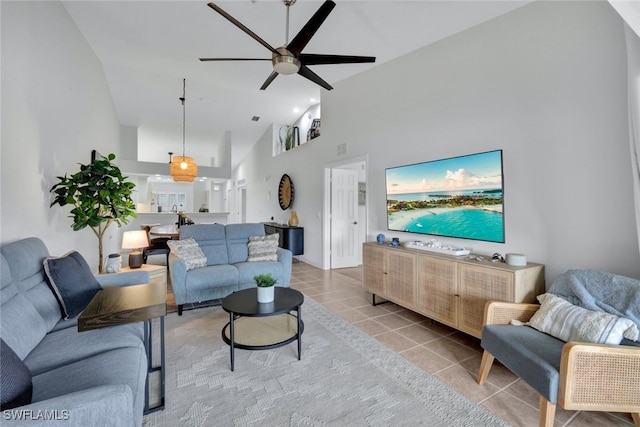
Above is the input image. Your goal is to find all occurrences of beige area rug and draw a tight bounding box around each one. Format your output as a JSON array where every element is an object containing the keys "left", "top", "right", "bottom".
[{"left": 143, "top": 296, "right": 508, "bottom": 427}]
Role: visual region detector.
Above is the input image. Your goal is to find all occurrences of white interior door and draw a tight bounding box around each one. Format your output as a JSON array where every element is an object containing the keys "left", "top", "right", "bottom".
[{"left": 330, "top": 168, "right": 359, "bottom": 269}]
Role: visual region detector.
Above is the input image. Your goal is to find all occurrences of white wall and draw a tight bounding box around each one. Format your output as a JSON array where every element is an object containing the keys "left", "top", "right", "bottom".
[
  {"left": 235, "top": 0, "right": 640, "bottom": 282},
  {"left": 1, "top": 1, "right": 124, "bottom": 271}
]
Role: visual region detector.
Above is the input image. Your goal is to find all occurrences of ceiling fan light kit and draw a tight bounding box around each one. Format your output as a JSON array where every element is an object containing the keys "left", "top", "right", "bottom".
[
  {"left": 273, "top": 48, "right": 300, "bottom": 75},
  {"left": 200, "top": 0, "right": 376, "bottom": 90}
]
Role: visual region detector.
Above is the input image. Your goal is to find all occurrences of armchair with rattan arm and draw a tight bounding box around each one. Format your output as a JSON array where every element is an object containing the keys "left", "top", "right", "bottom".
[{"left": 477, "top": 301, "right": 640, "bottom": 427}]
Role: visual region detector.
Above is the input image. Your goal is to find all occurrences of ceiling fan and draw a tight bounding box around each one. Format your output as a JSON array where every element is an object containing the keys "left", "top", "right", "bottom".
[{"left": 199, "top": 0, "right": 376, "bottom": 91}]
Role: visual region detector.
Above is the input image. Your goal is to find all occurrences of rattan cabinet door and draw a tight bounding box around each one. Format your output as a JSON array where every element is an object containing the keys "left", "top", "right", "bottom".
[
  {"left": 363, "top": 244, "right": 386, "bottom": 296},
  {"left": 458, "top": 264, "right": 514, "bottom": 338},
  {"left": 384, "top": 250, "right": 417, "bottom": 309},
  {"left": 417, "top": 255, "right": 458, "bottom": 327}
]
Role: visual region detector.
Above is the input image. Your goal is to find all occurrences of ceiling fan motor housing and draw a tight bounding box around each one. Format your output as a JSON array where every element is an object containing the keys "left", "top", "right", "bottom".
[{"left": 273, "top": 47, "right": 300, "bottom": 75}]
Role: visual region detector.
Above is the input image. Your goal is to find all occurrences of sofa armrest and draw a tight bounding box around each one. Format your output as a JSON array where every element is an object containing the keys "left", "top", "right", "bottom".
[
  {"left": 1, "top": 385, "right": 135, "bottom": 426},
  {"left": 276, "top": 247, "right": 293, "bottom": 287},
  {"left": 559, "top": 342, "right": 640, "bottom": 412},
  {"left": 95, "top": 270, "right": 150, "bottom": 288},
  {"left": 483, "top": 301, "right": 540, "bottom": 326},
  {"left": 169, "top": 253, "right": 188, "bottom": 301}
]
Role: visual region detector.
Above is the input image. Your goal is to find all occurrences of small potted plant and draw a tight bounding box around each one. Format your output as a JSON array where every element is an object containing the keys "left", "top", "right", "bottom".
[{"left": 254, "top": 273, "right": 277, "bottom": 303}]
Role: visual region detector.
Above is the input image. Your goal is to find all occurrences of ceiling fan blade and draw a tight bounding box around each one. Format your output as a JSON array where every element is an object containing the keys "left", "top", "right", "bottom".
[
  {"left": 287, "top": 0, "right": 336, "bottom": 55},
  {"left": 300, "top": 54, "right": 376, "bottom": 66},
  {"left": 297, "top": 65, "right": 333, "bottom": 91},
  {"left": 199, "top": 58, "right": 271, "bottom": 62},
  {"left": 207, "top": 2, "right": 277, "bottom": 54},
  {"left": 260, "top": 71, "right": 279, "bottom": 91}
]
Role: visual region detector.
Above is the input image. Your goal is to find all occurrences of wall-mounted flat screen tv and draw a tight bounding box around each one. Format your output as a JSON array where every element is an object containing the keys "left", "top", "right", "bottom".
[{"left": 386, "top": 149, "right": 504, "bottom": 243}]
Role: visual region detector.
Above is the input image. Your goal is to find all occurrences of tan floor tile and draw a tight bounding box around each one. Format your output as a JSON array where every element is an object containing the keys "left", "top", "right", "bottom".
[
  {"left": 401, "top": 346, "right": 453, "bottom": 374},
  {"left": 354, "top": 304, "right": 390, "bottom": 319},
  {"left": 336, "top": 309, "right": 370, "bottom": 323},
  {"left": 353, "top": 319, "right": 391, "bottom": 336},
  {"left": 503, "top": 380, "right": 575, "bottom": 425},
  {"left": 374, "top": 331, "right": 418, "bottom": 353},
  {"left": 435, "top": 365, "right": 500, "bottom": 403},
  {"left": 481, "top": 391, "right": 541, "bottom": 427},
  {"left": 396, "top": 324, "right": 442, "bottom": 344},
  {"left": 458, "top": 352, "right": 519, "bottom": 388},
  {"left": 372, "top": 313, "right": 415, "bottom": 330},
  {"left": 425, "top": 337, "right": 480, "bottom": 363}
]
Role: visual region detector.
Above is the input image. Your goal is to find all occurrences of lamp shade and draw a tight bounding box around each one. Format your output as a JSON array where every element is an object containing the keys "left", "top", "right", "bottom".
[
  {"left": 170, "top": 156, "right": 197, "bottom": 182},
  {"left": 122, "top": 230, "right": 149, "bottom": 250}
]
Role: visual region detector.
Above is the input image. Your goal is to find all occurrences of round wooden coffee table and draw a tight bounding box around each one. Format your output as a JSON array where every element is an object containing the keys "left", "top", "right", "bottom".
[{"left": 221, "top": 287, "right": 304, "bottom": 371}]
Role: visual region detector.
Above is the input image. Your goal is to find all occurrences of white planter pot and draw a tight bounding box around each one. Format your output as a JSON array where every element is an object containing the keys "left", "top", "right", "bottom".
[{"left": 257, "top": 286, "right": 275, "bottom": 303}]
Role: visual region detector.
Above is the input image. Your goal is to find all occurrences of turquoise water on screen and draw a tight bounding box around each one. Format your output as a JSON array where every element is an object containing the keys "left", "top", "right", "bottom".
[{"left": 403, "top": 209, "right": 504, "bottom": 243}]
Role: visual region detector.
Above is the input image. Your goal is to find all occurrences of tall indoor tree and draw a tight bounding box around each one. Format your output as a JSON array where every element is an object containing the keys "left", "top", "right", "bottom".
[{"left": 50, "top": 153, "right": 137, "bottom": 273}]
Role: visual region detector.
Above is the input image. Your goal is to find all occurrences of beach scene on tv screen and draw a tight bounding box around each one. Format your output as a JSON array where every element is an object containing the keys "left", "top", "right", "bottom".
[{"left": 386, "top": 150, "right": 504, "bottom": 243}]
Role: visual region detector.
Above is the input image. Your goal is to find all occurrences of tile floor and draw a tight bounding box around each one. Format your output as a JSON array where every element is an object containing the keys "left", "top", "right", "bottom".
[{"left": 289, "top": 261, "right": 636, "bottom": 427}]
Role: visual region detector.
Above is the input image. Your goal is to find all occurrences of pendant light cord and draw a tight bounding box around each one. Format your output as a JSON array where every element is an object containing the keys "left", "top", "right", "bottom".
[{"left": 180, "top": 78, "right": 186, "bottom": 157}]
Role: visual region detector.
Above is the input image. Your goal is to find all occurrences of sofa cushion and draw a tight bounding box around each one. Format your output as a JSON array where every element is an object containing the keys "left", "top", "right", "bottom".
[
  {"left": 529, "top": 293, "right": 634, "bottom": 345},
  {"left": 185, "top": 264, "right": 239, "bottom": 292},
  {"left": 25, "top": 323, "right": 144, "bottom": 376},
  {"left": 43, "top": 251, "right": 102, "bottom": 319},
  {"left": 31, "top": 346, "right": 147, "bottom": 427},
  {"left": 1, "top": 238, "right": 62, "bottom": 333},
  {"left": 482, "top": 324, "right": 564, "bottom": 403},
  {"left": 179, "top": 224, "right": 228, "bottom": 265},
  {"left": 0, "top": 292, "right": 48, "bottom": 360},
  {"left": 167, "top": 238, "right": 207, "bottom": 270},
  {"left": 226, "top": 223, "right": 266, "bottom": 264},
  {"left": 0, "top": 339, "right": 32, "bottom": 410},
  {"left": 236, "top": 261, "right": 284, "bottom": 288},
  {"left": 247, "top": 234, "right": 279, "bottom": 262}
]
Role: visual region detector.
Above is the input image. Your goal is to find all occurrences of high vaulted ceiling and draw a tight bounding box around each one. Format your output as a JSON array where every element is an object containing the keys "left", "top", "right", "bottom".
[{"left": 62, "top": 0, "right": 531, "bottom": 172}]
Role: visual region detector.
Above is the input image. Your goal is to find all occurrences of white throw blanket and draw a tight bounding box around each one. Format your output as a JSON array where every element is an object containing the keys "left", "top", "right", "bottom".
[{"left": 548, "top": 269, "right": 640, "bottom": 341}]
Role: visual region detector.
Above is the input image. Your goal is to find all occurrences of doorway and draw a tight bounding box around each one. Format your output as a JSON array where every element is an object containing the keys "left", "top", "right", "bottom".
[
  {"left": 323, "top": 157, "right": 367, "bottom": 270},
  {"left": 238, "top": 185, "right": 247, "bottom": 223}
]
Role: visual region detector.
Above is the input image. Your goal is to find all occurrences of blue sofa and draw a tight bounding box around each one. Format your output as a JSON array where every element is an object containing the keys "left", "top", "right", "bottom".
[
  {"left": 0, "top": 237, "right": 150, "bottom": 426},
  {"left": 169, "top": 223, "right": 293, "bottom": 315}
]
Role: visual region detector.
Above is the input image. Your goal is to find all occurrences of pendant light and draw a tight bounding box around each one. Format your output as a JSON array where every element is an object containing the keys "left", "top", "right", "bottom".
[{"left": 170, "top": 79, "right": 197, "bottom": 182}]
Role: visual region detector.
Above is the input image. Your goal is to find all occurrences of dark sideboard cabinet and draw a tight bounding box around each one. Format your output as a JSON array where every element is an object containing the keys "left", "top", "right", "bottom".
[{"left": 263, "top": 222, "right": 304, "bottom": 256}]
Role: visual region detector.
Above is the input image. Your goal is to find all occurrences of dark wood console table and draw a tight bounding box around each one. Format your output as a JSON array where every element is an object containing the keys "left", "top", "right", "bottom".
[
  {"left": 78, "top": 282, "right": 166, "bottom": 414},
  {"left": 263, "top": 222, "right": 304, "bottom": 256}
]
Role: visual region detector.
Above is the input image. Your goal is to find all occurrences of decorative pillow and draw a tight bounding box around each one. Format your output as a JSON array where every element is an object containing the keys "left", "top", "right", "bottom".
[
  {"left": 0, "top": 339, "right": 32, "bottom": 410},
  {"left": 43, "top": 250, "right": 102, "bottom": 319},
  {"left": 247, "top": 234, "right": 279, "bottom": 262},
  {"left": 167, "top": 238, "right": 207, "bottom": 270},
  {"left": 528, "top": 293, "right": 635, "bottom": 345}
]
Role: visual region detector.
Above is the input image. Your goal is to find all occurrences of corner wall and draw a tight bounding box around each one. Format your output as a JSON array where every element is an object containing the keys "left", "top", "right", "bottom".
[
  {"left": 1, "top": 1, "right": 123, "bottom": 270},
  {"left": 235, "top": 0, "right": 640, "bottom": 281}
]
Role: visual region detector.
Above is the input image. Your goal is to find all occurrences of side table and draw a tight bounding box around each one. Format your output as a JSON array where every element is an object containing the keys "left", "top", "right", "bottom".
[
  {"left": 121, "top": 264, "right": 167, "bottom": 287},
  {"left": 78, "top": 282, "right": 167, "bottom": 414}
]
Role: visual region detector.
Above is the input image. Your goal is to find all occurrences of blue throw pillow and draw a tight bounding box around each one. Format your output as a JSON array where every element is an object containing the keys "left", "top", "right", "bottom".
[
  {"left": 0, "top": 339, "right": 32, "bottom": 410},
  {"left": 44, "top": 250, "right": 102, "bottom": 319}
]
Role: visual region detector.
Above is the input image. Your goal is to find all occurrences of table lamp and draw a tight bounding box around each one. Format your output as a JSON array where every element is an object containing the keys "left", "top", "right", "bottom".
[{"left": 122, "top": 230, "right": 149, "bottom": 269}]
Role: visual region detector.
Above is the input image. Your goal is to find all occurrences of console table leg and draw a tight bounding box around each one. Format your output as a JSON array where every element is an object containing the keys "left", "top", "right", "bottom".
[{"left": 372, "top": 294, "right": 389, "bottom": 306}]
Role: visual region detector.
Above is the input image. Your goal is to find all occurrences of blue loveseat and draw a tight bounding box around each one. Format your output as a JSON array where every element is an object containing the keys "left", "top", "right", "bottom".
[
  {"left": 169, "top": 223, "right": 293, "bottom": 315},
  {"left": 0, "top": 237, "right": 150, "bottom": 426}
]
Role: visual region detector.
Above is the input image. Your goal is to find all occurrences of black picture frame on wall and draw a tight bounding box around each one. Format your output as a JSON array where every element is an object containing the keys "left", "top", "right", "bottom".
[{"left": 90, "top": 150, "right": 104, "bottom": 163}]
